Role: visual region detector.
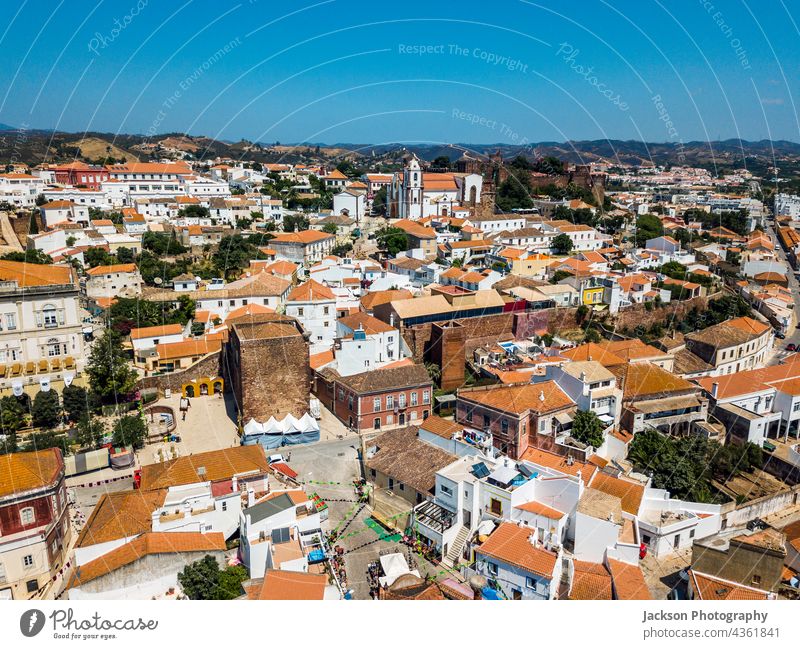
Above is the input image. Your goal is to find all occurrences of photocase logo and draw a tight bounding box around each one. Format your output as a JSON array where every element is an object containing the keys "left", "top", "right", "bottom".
[{"left": 20, "top": 609, "right": 45, "bottom": 638}]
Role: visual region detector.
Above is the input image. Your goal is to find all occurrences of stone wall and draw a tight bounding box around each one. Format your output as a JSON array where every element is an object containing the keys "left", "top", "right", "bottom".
[
  {"left": 401, "top": 307, "right": 581, "bottom": 365},
  {"left": 137, "top": 351, "right": 222, "bottom": 393},
  {"left": 611, "top": 295, "right": 712, "bottom": 333},
  {"left": 224, "top": 328, "right": 311, "bottom": 422}
]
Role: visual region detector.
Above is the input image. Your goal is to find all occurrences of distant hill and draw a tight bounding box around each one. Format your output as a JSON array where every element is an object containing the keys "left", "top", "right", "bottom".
[
  {"left": 0, "top": 123, "right": 16, "bottom": 131},
  {"left": 1, "top": 130, "right": 799, "bottom": 178}
]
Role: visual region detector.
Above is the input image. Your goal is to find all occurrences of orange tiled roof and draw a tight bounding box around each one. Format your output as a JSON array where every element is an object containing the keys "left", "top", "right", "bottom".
[
  {"left": 75, "top": 490, "right": 166, "bottom": 547},
  {"left": 688, "top": 569, "right": 772, "bottom": 600},
  {"left": 606, "top": 558, "right": 652, "bottom": 599},
  {"left": 458, "top": 381, "right": 573, "bottom": 415},
  {"left": 155, "top": 338, "right": 221, "bottom": 361},
  {"left": 255, "top": 569, "right": 329, "bottom": 600},
  {"left": 338, "top": 311, "right": 395, "bottom": 334},
  {"left": 611, "top": 362, "right": 695, "bottom": 400},
  {"left": 271, "top": 229, "right": 333, "bottom": 244},
  {"left": 520, "top": 447, "right": 599, "bottom": 482},
  {"left": 477, "top": 522, "right": 558, "bottom": 578},
  {"left": 360, "top": 289, "right": 413, "bottom": 310},
  {"left": 561, "top": 343, "right": 626, "bottom": 367},
  {"left": 570, "top": 561, "right": 612, "bottom": 600},
  {"left": 515, "top": 500, "right": 566, "bottom": 519},
  {"left": 139, "top": 446, "right": 268, "bottom": 490},
  {"left": 287, "top": 278, "right": 336, "bottom": 302},
  {"left": 310, "top": 348, "right": 335, "bottom": 370},
  {"left": 589, "top": 472, "right": 645, "bottom": 515},
  {"left": 0, "top": 449, "right": 63, "bottom": 499},
  {"left": 129, "top": 323, "right": 183, "bottom": 340},
  {"left": 420, "top": 415, "right": 462, "bottom": 439},
  {"left": 225, "top": 303, "right": 276, "bottom": 322},
  {"left": 85, "top": 263, "right": 138, "bottom": 276},
  {"left": 68, "top": 532, "right": 225, "bottom": 588},
  {"left": 0, "top": 260, "right": 74, "bottom": 288}
]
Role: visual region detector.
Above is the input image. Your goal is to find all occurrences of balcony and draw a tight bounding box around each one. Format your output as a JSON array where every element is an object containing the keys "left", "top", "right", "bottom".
[{"left": 413, "top": 500, "right": 457, "bottom": 535}]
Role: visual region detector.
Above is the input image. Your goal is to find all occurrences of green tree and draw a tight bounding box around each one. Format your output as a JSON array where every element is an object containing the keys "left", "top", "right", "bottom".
[
  {"left": 283, "top": 213, "right": 310, "bottom": 232},
  {"left": 178, "top": 555, "right": 248, "bottom": 600},
  {"left": 0, "top": 395, "right": 24, "bottom": 433},
  {"left": 376, "top": 227, "right": 408, "bottom": 256},
  {"left": 570, "top": 410, "right": 604, "bottom": 448},
  {"left": 551, "top": 233, "right": 574, "bottom": 254},
  {"left": 62, "top": 384, "right": 90, "bottom": 422},
  {"left": 75, "top": 416, "right": 106, "bottom": 450},
  {"left": 322, "top": 223, "right": 338, "bottom": 235},
  {"left": 496, "top": 170, "right": 534, "bottom": 211},
  {"left": 212, "top": 234, "right": 259, "bottom": 279},
  {"left": 424, "top": 362, "right": 442, "bottom": 386},
  {"left": 372, "top": 186, "right": 388, "bottom": 216},
  {"left": 142, "top": 231, "right": 187, "bottom": 256},
  {"left": 84, "top": 246, "right": 115, "bottom": 268},
  {"left": 1, "top": 249, "right": 54, "bottom": 264},
  {"left": 86, "top": 330, "right": 138, "bottom": 404},
  {"left": 635, "top": 214, "right": 664, "bottom": 244},
  {"left": 431, "top": 155, "right": 450, "bottom": 169},
  {"left": 111, "top": 414, "right": 147, "bottom": 449},
  {"left": 32, "top": 390, "right": 61, "bottom": 429},
  {"left": 550, "top": 269, "right": 571, "bottom": 284},
  {"left": 116, "top": 247, "right": 136, "bottom": 264}
]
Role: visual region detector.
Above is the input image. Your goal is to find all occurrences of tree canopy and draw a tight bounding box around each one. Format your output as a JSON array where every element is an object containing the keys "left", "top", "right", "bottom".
[
  {"left": 376, "top": 227, "right": 409, "bottom": 256},
  {"left": 178, "top": 555, "right": 248, "bottom": 600},
  {"left": 551, "top": 233, "right": 574, "bottom": 254},
  {"left": 570, "top": 410, "right": 604, "bottom": 448},
  {"left": 86, "top": 330, "right": 138, "bottom": 404}
]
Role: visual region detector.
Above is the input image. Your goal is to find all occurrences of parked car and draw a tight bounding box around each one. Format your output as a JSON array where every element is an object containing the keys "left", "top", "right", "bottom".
[
  {"left": 786, "top": 343, "right": 797, "bottom": 352},
  {"left": 774, "top": 330, "right": 786, "bottom": 339},
  {"left": 268, "top": 453, "right": 284, "bottom": 464}
]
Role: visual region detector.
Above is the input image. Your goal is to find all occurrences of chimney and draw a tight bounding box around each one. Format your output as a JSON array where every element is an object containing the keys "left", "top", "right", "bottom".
[
  {"left": 711, "top": 382, "right": 719, "bottom": 399},
  {"left": 247, "top": 487, "right": 255, "bottom": 507},
  {"left": 539, "top": 390, "right": 545, "bottom": 402},
  {"left": 231, "top": 475, "right": 238, "bottom": 492}
]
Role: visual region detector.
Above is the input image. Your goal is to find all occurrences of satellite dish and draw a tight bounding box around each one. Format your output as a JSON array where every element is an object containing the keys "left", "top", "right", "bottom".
[{"left": 154, "top": 277, "right": 163, "bottom": 285}]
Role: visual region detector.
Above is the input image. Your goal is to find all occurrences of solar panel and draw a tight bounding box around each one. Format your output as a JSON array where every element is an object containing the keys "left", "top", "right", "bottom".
[
  {"left": 271, "top": 527, "right": 291, "bottom": 544},
  {"left": 517, "top": 464, "right": 534, "bottom": 478},
  {"left": 471, "top": 462, "right": 490, "bottom": 479}
]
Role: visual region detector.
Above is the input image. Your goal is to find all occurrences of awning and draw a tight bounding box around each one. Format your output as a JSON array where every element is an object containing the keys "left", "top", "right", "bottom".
[{"left": 555, "top": 411, "right": 573, "bottom": 425}]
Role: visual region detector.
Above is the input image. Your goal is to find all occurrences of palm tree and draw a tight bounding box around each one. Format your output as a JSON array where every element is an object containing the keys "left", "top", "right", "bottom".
[{"left": 424, "top": 362, "right": 442, "bottom": 386}]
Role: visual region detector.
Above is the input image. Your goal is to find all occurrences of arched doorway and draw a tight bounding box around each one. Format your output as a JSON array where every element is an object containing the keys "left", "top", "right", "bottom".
[
  {"left": 184, "top": 385, "right": 195, "bottom": 398},
  {"left": 200, "top": 383, "right": 209, "bottom": 396}
]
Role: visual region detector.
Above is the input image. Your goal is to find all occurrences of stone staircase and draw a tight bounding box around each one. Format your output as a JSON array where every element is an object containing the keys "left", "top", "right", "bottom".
[{"left": 442, "top": 525, "right": 470, "bottom": 568}]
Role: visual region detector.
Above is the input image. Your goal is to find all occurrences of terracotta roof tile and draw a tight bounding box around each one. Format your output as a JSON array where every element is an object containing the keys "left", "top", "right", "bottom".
[
  {"left": 477, "top": 522, "right": 558, "bottom": 578},
  {"left": 0, "top": 448, "right": 63, "bottom": 499},
  {"left": 458, "top": 381, "right": 574, "bottom": 416},
  {"left": 255, "top": 569, "right": 329, "bottom": 600},
  {"left": 68, "top": 532, "right": 225, "bottom": 588},
  {"left": 139, "top": 446, "right": 268, "bottom": 490},
  {"left": 607, "top": 558, "right": 652, "bottom": 599}
]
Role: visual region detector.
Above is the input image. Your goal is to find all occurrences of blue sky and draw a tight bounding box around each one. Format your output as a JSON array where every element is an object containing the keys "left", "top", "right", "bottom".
[{"left": 0, "top": 0, "right": 798, "bottom": 144}]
